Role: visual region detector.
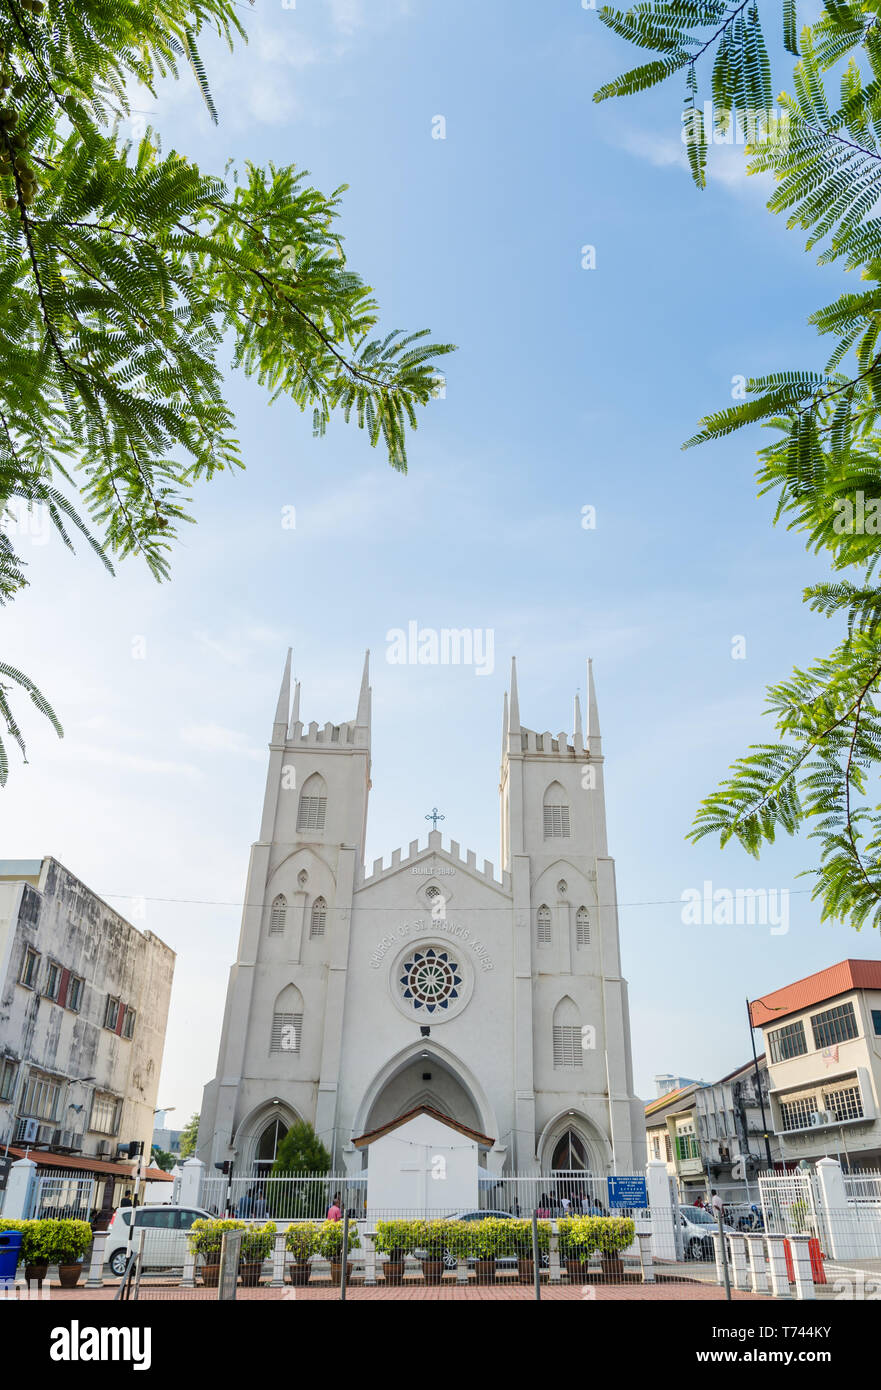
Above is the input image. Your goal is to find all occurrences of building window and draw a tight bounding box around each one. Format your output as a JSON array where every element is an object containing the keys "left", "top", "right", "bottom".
[
  {"left": 779, "top": 1095, "right": 818, "bottom": 1132},
  {"left": 104, "top": 996, "right": 122, "bottom": 1031},
  {"left": 310, "top": 897, "right": 327, "bottom": 938},
  {"left": 664, "top": 1135, "right": 672, "bottom": 1162},
  {"left": 20, "top": 1071, "right": 62, "bottom": 1121},
  {"left": 675, "top": 1133, "right": 700, "bottom": 1161},
  {"left": 269, "top": 895, "right": 286, "bottom": 935},
  {"left": 872, "top": 1009, "right": 881, "bottom": 1037},
  {"left": 19, "top": 947, "right": 40, "bottom": 989},
  {"left": 542, "top": 781, "right": 570, "bottom": 839},
  {"left": 652, "top": 1135, "right": 661, "bottom": 1160},
  {"left": 270, "top": 1012, "right": 303, "bottom": 1054},
  {"left": 767, "top": 1020, "right": 807, "bottom": 1063},
  {"left": 89, "top": 1093, "right": 121, "bottom": 1136},
  {"left": 551, "top": 1130, "right": 589, "bottom": 1170},
  {"left": 536, "top": 905, "right": 551, "bottom": 944},
  {"left": 0, "top": 1058, "right": 17, "bottom": 1102},
  {"left": 68, "top": 976, "right": 83, "bottom": 1012},
  {"left": 297, "top": 774, "right": 327, "bottom": 832},
  {"left": 122, "top": 1007, "right": 136, "bottom": 1041},
  {"left": 44, "top": 960, "right": 62, "bottom": 1001},
  {"left": 575, "top": 907, "right": 590, "bottom": 946},
  {"left": 811, "top": 1001, "right": 858, "bottom": 1049},
  {"left": 552, "top": 1025, "right": 583, "bottom": 1069},
  {"left": 824, "top": 1085, "right": 864, "bottom": 1122}
]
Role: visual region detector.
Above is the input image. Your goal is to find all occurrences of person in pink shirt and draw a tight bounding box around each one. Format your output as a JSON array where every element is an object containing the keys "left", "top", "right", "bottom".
[{"left": 326, "top": 1194, "right": 342, "bottom": 1222}]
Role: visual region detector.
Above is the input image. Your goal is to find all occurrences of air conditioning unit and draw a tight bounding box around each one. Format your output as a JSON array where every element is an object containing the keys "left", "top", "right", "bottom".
[
  {"left": 51, "top": 1128, "right": 63, "bottom": 1147},
  {"left": 15, "top": 1118, "right": 38, "bottom": 1143},
  {"left": 37, "top": 1124, "right": 54, "bottom": 1145},
  {"left": 68, "top": 1132, "right": 83, "bottom": 1152},
  {"left": 96, "top": 1140, "right": 110, "bottom": 1156},
  {"left": 809, "top": 1110, "right": 835, "bottom": 1127}
]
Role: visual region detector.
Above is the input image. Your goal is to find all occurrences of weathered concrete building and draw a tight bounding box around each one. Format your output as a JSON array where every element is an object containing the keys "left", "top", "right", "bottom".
[{"left": 0, "top": 858, "right": 175, "bottom": 1186}]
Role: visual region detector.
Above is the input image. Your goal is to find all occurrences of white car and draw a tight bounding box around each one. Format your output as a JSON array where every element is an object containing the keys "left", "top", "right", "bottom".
[
  {"left": 105, "top": 1204, "right": 213, "bottom": 1277},
  {"left": 679, "top": 1206, "right": 737, "bottom": 1260}
]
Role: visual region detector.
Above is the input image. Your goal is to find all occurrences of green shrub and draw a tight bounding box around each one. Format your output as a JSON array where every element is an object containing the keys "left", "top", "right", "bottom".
[
  {"left": 40, "top": 1219, "right": 93, "bottom": 1264},
  {"left": 285, "top": 1223, "right": 319, "bottom": 1261},
  {"left": 373, "top": 1219, "right": 419, "bottom": 1256},
  {"left": 240, "top": 1221, "right": 276, "bottom": 1262},
  {"left": 558, "top": 1215, "right": 634, "bottom": 1257},
  {"left": 464, "top": 1217, "right": 510, "bottom": 1260},
  {"left": 315, "top": 1220, "right": 360, "bottom": 1260},
  {"left": 187, "top": 1218, "right": 247, "bottom": 1260},
  {"left": 508, "top": 1218, "right": 550, "bottom": 1254}
]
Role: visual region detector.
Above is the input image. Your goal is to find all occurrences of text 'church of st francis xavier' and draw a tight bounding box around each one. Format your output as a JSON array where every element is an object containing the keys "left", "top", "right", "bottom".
[{"left": 197, "top": 653, "right": 646, "bottom": 1187}]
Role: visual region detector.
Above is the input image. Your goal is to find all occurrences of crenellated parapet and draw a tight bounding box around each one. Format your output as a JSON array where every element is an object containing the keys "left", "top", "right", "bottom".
[{"left": 357, "top": 830, "right": 511, "bottom": 893}]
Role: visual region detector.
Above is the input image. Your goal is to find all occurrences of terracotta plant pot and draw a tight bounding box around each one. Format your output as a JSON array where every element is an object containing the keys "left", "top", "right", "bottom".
[
  {"left": 25, "top": 1263, "right": 47, "bottom": 1289},
  {"left": 58, "top": 1263, "right": 83, "bottom": 1289},
  {"left": 566, "top": 1257, "right": 590, "bottom": 1281},
  {"left": 421, "top": 1258, "right": 445, "bottom": 1284},
  {"left": 601, "top": 1254, "right": 625, "bottom": 1282},
  {"left": 201, "top": 1262, "right": 221, "bottom": 1287},
  {"left": 329, "top": 1260, "right": 344, "bottom": 1285},
  {"left": 383, "top": 1254, "right": 406, "bottom": 1285},
  {"left": 240, "top": 1261, "right": 263, "bottom": 1287},
  {"left": 518, "top": 1257, "right": 536, "bottom": 1283},
  {"left": 474, "top": 1258, "right": 495, "bottom": 1283},
  {"left": 288, "top": 1261, "right": 311, "bottom": 1286}
]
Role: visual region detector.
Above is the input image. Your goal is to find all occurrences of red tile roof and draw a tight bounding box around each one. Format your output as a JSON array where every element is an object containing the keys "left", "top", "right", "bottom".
[
  {"left": 750, "top": 959, "right": 881, "bottom": 1028},
  {"left": 6, "top": 1146, "right": 172, "bottom": 1181}
]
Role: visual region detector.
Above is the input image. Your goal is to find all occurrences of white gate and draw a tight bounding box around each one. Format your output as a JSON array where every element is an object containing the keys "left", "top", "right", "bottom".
[
  {"left": 30, "top": 1172, "right": 96, "bottom": 1221},
  {"left": 758, "top": 1171, "right": 823, "bottom": 1239}
]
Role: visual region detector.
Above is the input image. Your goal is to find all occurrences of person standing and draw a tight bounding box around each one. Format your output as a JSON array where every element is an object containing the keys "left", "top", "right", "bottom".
[
  {"left": 710, "top": 1189, "right": 724, "bottom": 1221},
  {"left": 327, "top": 1193, "right": 342, "bottom": 1222}
]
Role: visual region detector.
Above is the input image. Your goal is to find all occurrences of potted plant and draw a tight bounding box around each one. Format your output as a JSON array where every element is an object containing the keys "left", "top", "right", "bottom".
[
  {"left": 20, "top": 1220, "right": 49, "bottom": 1288},
  {"left": 42, "top": 1219, "right": 93, "bottom": 1288},
  {"left": 469, "top": 1217, "right": 506, "bottom": 1283},
  {"left": 510, "top": 1218, "right": 549, "bottom": 1282},
  {"left": 315, "top": 1219, "right": 360, "bottom": 1285},
  {"left": 285, "top": 1222, "right": 318, "bottom": 1285},
  {"left": 592, "top": 1216, "right": 635, "bottom": 1282},
  {"left": 187, "top": 1218, "right": 248, "bottom": 1287},
  {"left": 558, "top": 1216, "right": 592, "bottom": 1279},
  {"left": 374, "top": 1219, "right": 416, "bottom": 1285},
  {"left": 416, "top": 1220, "right": 450, "bottom": 1284},
  {"left": 0, "top": 1219, "right": 31, "bottom": 1284},
  {"left": 239, "top": 1221, "right": 276, "bottom": 1286}
]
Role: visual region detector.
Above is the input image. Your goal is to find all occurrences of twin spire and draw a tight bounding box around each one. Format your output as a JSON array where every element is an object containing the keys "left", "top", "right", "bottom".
[
  {"left": 272, "top": 649, "right": 370, "bottom": 741},
  {"left": 503, "top": 655, "right": 602, "bottom": 755}
]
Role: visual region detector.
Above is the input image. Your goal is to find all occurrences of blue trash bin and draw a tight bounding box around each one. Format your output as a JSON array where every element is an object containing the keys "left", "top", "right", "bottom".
[{"left": 0, "top": 1230, "right": 23, "bottom": 1280}]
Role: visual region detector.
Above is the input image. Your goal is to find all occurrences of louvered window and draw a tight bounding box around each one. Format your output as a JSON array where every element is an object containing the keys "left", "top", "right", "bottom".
[
  {"left": 543, "top": 804, "right": 570, "bottom": 838},
  {"left": 270, "top": 1012, "right": 303, "bottom": 1054},
  {"left": 269, "top": 896, "right": 287, "bottom": 935},
  {"left": 553, "top": 1025, "right": 583, "bottom": 1069},
  {"left": 297, "top": 795, "right": 327, "bottom": 831},
  {"left": 310, "top": 897, "right": 327, "bottom": 938},
  {"left": 576, "top": 907, "right": 590, "bottom": 946},
  {"left": 537, "top": 905, "right": 551, "bottom": 944}
]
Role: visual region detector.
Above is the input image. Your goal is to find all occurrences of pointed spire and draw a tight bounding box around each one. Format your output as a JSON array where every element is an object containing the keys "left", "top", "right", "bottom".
[
  {"left": 273, "top": 648, "right": 292, "bottom": 739},
  {"left": 587, "top": 657, "right": 602, "bottom": 756},
  {"left": 287, "top": 679, "right": 301, "bottom": 739},
  {"left": 356, "top": 649, "right": 371, "bottom": 729},
  {"left": 501, "top": 689, "right": 509, "bottom": 764},
  {"left": 508, "top": 656, "right": 520, "bottom": 732},
  {"left": 573, "top": 690, "right": 583, "bottom": 743}
]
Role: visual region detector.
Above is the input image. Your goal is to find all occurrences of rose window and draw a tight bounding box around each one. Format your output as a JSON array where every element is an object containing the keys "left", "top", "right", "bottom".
[{"left": 399, "top": 948, "right": 462, "bottom": 1013}]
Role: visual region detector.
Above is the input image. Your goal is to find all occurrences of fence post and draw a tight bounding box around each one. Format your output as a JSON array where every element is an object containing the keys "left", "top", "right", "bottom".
[
  {"left": 362, "top": 1228, "right": 377, "bottom": 1287},
  {"left": 712, "top": 1223, "right": 732, "bottom": 1300},
  {"left": 3, "top": 1159, "right": 36, "bottom": 1219},
  {"left": 179, "top": 1157, "right": 205, "bottom": 1211},
  {"left": 788, "top": 1234, "right": 816, "bottom": 1301},
  {"left": 182, "top": 1245, "right": 197, "bottom": 1290},
  {"left": 765, "top": 1234, "right": 791, "bottom": 1298},
  {"left": 531, "top": 1211, "right": 541, "bottom": 1302},
  {"left": 340, "top": 1210, "right": 349, "bottom": 1302},
  {"left": 814, "top": 1156, "right": 851, "bottom": 1261},
  {"left": 270, "top": 1230, "right": 286, "bottom": 1288},
  {"left": 548, "top": 1222, "right": 562, "bottom": 1283},
  {"left": 645, "top": 1160, "right": 676, "bottom": 1261},
  {"left": 84, "top": 1231, "right": 108, "bottom": 1289},
  {"left": 744, "top": 1233, "right": 769, "bottom": 1294},
  {"left": 728, "top": 1233, "right": 750, "bottom": 1291},
  {"left": 637, "top": 1230, "right": 655, "bottom": 1283}
]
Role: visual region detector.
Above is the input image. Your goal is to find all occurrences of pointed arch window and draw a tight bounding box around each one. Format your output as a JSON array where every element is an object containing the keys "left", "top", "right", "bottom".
[
  {"left": 576, "top": 906, "right": 590, "bottom": 946},
  {"left": 269, "top": 895, "right": 287, "bottom": 935},
  {"left": 543, "top": 781, "right": 570, "bottom": 839},
  {"left": 553, "top": 996, "right": 583, "bottom": 1069},
  {"left": 310, "top": 896, "right": 327, "bottom": 938},
  {"left": 271, "top": 984, "right": 304, "bottom": 1055},
  {"left": 297, "top": 773, "right": 327, "bottom": 832},
  {"left": 536, "top": 904, "right": 551, "bottom": 945},
  {"left": 551, "top": 1130, "right": 589, "bottom": 1171}
]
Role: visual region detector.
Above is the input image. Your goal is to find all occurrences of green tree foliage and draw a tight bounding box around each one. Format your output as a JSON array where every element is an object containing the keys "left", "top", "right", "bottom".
[
  {"left": 179, "top": 1112, "right": 199, "bottom": 1159},
  {"left": 596, "top": 1, "right": 881, "bottom": 929},
  {"left": 0, "top": 0, "right": 453, "bottom": 783},
  {"left": 150, "top": 1146, "right": 176, "bottom": 1172},
  {"left": 271, "top": 1120, "right": 331, "bottom": 1177}
]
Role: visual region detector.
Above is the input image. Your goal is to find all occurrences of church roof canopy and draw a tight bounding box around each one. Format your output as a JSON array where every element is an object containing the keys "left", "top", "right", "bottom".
[{"left": 352, "top": 1104, "right": 495, "bottom": 1150}]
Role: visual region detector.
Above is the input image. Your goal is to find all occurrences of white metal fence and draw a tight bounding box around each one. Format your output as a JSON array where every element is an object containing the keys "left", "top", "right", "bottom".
[{"left": 28, "top": 1172, "right": 97, "bottom": 1221}]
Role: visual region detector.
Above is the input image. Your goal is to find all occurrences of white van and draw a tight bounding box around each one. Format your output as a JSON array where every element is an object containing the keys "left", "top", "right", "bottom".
[{"left": 105, "top": 1205, "right": 213, "bottom": 1277}]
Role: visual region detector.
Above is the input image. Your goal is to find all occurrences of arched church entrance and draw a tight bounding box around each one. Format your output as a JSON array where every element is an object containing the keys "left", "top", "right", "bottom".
[{"left": 363, "top": 1053, "right": 482, "bottom": 1139}]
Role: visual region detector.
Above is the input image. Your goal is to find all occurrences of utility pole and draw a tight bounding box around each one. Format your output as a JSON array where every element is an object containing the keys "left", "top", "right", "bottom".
[{"left": 746, "top": 997, "right": 774, "bottom": 1170}]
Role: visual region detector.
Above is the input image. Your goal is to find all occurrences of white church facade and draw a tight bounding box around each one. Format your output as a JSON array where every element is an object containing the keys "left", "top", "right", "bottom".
[{"left": 197, "top": 654, "right": 646, "bottom": 1186}]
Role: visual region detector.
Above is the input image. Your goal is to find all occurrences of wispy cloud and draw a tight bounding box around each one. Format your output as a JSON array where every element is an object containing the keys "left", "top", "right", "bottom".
[{"left": 179, "top": 722, "right": 264, "bottom": 760}]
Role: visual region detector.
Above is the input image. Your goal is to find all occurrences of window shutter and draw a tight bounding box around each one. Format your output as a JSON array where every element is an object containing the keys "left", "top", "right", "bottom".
[
  {"left": 543, "top": 804, "right": 570, "bottom": 838},
  {"left": 552, "top": 1025, "right": 583, "bottom": 1069},
  {"left": 310, "top": 898, "right": 327, "bottom": 938},
  {"left": 537, "top": 906, "right": 551, "bottom": 944},
  {"left": 576, "top": 908, "right": 590, "bottom": 946},
  {"left": 269, "top": 897, "right": 286, "bottom": 935},
  {"left": 297, "top": 796, "right": 327, "bottom": 832},
  {"left": 57, "top": 968, "right": 70, "bottom": 1008},
  {"left": 270, "top": 1012, "right": 303, "bottom": 1054}
]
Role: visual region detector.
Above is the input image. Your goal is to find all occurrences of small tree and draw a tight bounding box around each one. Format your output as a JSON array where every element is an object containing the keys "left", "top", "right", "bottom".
[
  {"left": 179, "top": 1114, "right": 199, "bottom": 1160},
  {"left": 150, "top": 1146, "right": 175, "bottom": 1172},
  {"left": 267, "top": 1121, "right": 331, "bottom": 1220}
]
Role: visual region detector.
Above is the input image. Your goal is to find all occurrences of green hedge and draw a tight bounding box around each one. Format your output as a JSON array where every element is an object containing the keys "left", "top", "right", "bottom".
[{"left": 0, "top": 1217, "right": 92, "bottom": 1264}]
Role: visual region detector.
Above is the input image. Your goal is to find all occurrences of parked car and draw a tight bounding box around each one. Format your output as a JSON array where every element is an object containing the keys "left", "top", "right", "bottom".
[
  {"left": 106, "top": 1204, "right": 213, "bottom": 1277},
  {"left": 679, "top": 1206, "right": 737, "bottom": 1261}
]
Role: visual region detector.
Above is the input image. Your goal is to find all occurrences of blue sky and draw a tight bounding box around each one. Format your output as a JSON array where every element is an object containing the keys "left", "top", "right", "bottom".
[{"left": 4, "top": 0, "right": 880, "bottom": 1123}]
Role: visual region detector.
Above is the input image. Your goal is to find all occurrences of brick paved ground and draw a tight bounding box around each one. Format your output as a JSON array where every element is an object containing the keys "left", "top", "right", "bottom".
[{"left": 18, "top": 1279, "right": 770, "bottom": 1301}]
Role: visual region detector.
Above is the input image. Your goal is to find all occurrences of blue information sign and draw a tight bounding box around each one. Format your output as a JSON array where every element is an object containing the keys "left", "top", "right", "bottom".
[{"left": 606, "top": 1176, "right": 648, "bottom": 1209}]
